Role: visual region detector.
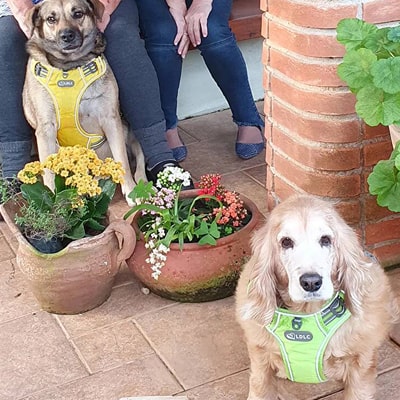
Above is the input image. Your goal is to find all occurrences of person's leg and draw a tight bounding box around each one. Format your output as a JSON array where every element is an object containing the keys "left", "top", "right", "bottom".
[
  {"left": 137, "top": 0, "right": 187, "bottom": 161},
  {"left": 103, "top": 0, "right": 175, "bottom": 169},
  {"left": 0, "top": 16, "right": 33, "bottom": 178},
  {"left": 193, "top": 0, "right": 265, "bottom": 158}
]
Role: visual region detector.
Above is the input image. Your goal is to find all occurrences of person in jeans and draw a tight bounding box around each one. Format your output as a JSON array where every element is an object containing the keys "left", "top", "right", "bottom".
[
  {"left": 1, "top": 0, "right": 191, "bottom": 185},
  {"left": 137, "top": 0, "right": 264, "bottom": 162}
]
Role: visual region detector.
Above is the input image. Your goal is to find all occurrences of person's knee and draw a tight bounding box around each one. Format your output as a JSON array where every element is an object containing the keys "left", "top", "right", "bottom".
[{"left": 200, "top": 19, "right": 233, "bottom": 47}]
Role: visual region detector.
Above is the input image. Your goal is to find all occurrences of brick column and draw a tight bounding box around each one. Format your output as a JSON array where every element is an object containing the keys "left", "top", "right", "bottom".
[{"left": 261, "top": 0, "right": 400, "bottom": 266}]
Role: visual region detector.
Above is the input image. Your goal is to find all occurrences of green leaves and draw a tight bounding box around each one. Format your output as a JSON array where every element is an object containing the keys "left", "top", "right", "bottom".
[
  {"left": 337, "top": 48, "right": 376, "bottom": 90},
  {"left": 337, "top": 18, "right": 378, "bottom": 51},
  {"left": 336, "top": 18, "right": 400, "bottom": 127},
  {"left": 355, "top": 86, "right": 400, "bottom": 126}
]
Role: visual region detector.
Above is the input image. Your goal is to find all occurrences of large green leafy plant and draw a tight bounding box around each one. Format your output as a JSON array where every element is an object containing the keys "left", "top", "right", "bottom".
[
  {"left": 337, "top": 18, "right": 400, "bottom": 212},
  {"left": 336, "top": 18, "right": 400, "bottom": 126}
]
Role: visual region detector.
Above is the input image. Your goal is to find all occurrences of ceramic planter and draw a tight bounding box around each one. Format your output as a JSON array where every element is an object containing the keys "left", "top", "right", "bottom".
[
  {"left": 0, "top": 200, "right": 136, "bottom": 314},
  {"left": 126, "top": 191, "right": 263, "bottom": 302},
  {"left": 389, "top": 124, "right": 400, "bottom": 148}
]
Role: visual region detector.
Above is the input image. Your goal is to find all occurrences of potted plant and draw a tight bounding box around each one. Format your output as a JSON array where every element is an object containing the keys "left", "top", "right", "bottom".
[
  {"left": 336, "top": 18, "right": 400, "bottom": 145},
  {"left": 0, "top": 146, "right": 136, "bottom": 314},
  {"left": 124, "top": 167, "right": 262, "bottom": 302},
  {"left": 336, "top": 18, "right": 400, "bottom": 213}
]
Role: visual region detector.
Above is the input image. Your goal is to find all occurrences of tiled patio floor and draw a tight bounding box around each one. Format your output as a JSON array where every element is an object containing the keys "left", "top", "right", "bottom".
[{"left": 0, "top": 106, "right": 399, "bottom": 400}]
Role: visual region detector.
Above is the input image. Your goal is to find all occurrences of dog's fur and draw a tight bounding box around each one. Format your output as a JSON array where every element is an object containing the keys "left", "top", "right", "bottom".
[
  {"left": 236, "top": 195, "right": 399, "bottom": 400},
  {"left": 22, "top": 0, "right": 145, "bottom": 205}
]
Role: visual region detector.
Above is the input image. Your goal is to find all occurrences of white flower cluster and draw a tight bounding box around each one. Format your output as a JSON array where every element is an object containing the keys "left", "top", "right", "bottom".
[
  {"left": 144, "top": 217, "right": 170, "bottom": 280},
  {"left": 156, "top": 166, "right": 192, "bottom": 191}
]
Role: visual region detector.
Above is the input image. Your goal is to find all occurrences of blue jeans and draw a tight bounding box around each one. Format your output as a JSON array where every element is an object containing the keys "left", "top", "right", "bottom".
[
  {"left": 0, "top": 16, "right": 33, "bottom": 178},
  {"left": 104, "top": 0, "right": 174, "bottom": 168},
  {"left": 137, "top": 0, "right": 264, "bottom": 131}
]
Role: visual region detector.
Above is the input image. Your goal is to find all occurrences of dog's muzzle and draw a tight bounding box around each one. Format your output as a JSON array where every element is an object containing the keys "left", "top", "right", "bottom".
[{"left": 58, "top": 29, "right": 82, "bottom": 50}]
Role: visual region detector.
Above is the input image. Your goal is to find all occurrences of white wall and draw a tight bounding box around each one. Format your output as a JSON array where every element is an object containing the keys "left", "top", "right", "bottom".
[{"left": 177, "top": 38, "right": 264, "bottom": 120}]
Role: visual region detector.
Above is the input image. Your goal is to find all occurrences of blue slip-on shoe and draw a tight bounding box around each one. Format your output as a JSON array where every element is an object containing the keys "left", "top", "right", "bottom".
[{"left": 235, "top": 128, "right": 265, "bottom": 160}]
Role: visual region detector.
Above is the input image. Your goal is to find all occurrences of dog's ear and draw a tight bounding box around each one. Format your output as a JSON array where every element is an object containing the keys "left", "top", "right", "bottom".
[
  {"left": 25, "top": 5, "right": 41, "bottom": 38},
  {"left": 332, "top": 213, "right": 373, "bottom": 317},
  {"left": 239, "top": 220, "right": 278, "bottom": 325},
  {"left": 86, "top": 0, "right": 105, "bottom": 22}
]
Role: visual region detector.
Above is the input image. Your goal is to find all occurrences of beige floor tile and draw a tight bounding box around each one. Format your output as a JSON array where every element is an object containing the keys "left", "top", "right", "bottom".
[
  {"left": 0, "top": 259, "right": 39, "bottom": 324},
  {"left": 135, "top": 296, "right": 249, "bottom": 390},
  {"left": 0, "top": 234, "right": 15, "bottom": 262},
  {"left": 377, "top": 340, "right": 400, "bottom": 372},
  {"left": 278, "top": 379, "right": 343, "bottom": 400},
  {"left": 183, "top": 370, "right": 249, "bottom": 399},
  {"left": 72, "top": 319, "right": 154, "bottom": 373},
  {"left": 243, "top": 164, "right": 267, "bottom": 187},
  {"left": 0, "top": 311, "right": 87, "bottom": 400},
  {"left": 181, "top": 138, "right": 265, "bottom": 180},
  {"left": 318, "top": 368, "right": 400, "bottom": 399},
  {"left": 25, "top": 354, "right": 182, "bottom": 400},
  {"left": 178, "top": 108, "right": 237, "bottom": 142},
  {"left": 56, "top": 280, "right": 175, "bottom": 338}
]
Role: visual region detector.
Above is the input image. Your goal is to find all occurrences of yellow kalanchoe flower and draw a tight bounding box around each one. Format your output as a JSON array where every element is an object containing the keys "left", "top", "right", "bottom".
[{"left": 17, "top": 161, "right": 43, "bottom": 184}]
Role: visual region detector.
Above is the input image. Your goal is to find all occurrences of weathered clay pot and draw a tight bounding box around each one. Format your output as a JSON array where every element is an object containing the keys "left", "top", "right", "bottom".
[
  {"left": 0, "top": 200, "right": 136, "bottom": 314},
  {"left": 389, "top": 124, "right": 400, "bottom": 148},
  {"left": 126, "top": 190, "right": 263, "bottom": 302}
]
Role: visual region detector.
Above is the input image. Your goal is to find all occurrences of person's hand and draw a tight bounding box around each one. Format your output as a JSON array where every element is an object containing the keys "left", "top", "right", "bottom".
[
  {"left": 185, "top": 0, "right": 212, "bottom": 47},
  {"left": 169, "top": 4, "right": 191, "bottom": 58}
]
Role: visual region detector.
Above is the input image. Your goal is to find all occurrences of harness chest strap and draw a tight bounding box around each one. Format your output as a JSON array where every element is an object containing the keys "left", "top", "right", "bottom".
[
  {"left": 266, "top": 291, "right": 351, "bottom": 384},
  {"left": 30, "top": 56, "right": 107, "bottom": 149}
]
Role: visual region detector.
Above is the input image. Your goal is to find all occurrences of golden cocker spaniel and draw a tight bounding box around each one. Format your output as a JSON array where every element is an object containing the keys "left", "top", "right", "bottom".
[{"left": 236, "top": 194, "right": 398, "bottom": 400}]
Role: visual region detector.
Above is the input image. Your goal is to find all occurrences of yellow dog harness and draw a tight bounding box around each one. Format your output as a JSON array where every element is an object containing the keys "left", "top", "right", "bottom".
[{"left": 30, "top": 56, "right": 107, "bottom": 149}]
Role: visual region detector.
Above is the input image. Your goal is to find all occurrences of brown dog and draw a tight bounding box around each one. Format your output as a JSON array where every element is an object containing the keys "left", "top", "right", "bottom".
[
  {"left": 22, "top": 0, "right": 145, "bottom": 205},
  {"left": 236, "top": 195, "right": 399, "bottom": 400}
]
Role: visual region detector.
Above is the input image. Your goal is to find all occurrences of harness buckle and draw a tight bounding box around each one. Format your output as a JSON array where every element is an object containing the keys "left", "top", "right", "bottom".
[
  {"left": 292, "top": 317, "right": 302, "bottom": 330},
  {"left": 82, "top": 60, "right": 98, "bottom": 76},
  {"left": 34, "top": 63, "right": 48, "bottom": 78}
]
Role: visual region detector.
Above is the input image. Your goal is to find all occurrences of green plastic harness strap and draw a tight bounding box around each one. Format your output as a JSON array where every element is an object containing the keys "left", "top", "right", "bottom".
[{"left": 266, "top": 291, "right": 351, "bottom": 383}]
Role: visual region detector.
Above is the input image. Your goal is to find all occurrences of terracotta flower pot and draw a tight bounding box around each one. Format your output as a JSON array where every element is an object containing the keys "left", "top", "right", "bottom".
[
  {"left": 0, "top": 200, "right": 136, "bottom": 314},
  {"left": 126, "top": 191, "right": 263, "bottom": 302},
  {"left": 389, "top": 124, "right": 400, "bottom": 148}
]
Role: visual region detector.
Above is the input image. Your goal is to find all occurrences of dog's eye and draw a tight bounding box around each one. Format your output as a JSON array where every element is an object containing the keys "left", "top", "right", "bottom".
[
  {"left": 46, "top": 16, "right": 56, "bottom": 24},
  {"left": 73, "top": 11, "right": 84, "bottom": 19},
  {"left": 320, "top": 235, "right": 332, "bottom": 247},
  {"left": 280, "top": 237, "right": 294, "bottom": 249}
]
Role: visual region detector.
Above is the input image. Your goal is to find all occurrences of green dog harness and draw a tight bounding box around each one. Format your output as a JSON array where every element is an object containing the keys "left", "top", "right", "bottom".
[
  {"left": 30, "top": 56, "right": 107, "bottom": 149},
  {"left": 266, "top": 291, "right": 351, "bottom": 383}
]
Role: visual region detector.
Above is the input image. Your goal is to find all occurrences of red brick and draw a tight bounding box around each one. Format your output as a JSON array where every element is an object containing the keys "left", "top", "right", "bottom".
[
  {"left": 363, "top": 141, "right": 393, "bottom": 167},
  {"left": 334, "top": 200, "right": 361, "bottom": 226},
  {"left": 267, "top": 18, "right": 345, "bottom": 58},
  {"left": 365, "top": 218, "right": 400, "bottom": 246},
  {"left": 273, "top": 174, "right": 300, "bottom": 202},
  {"left": 363, "top": 0, "right": 400, "bottom": 24},
  {"left": 269, "top": 47, "right": 343, "bottom": 87},
  {"left": 274, "top": 152, "right": 361, "bottom": 198},
  {"left": 268, "top": 0, "right": 358, "bottom": 29},
  {"left": 262, "top": 41, "right": 269, "bottom": 65},
  {"left": 363, "top": 124, "right": 390, "bottom": 140},
  {"left": 371, "top": 242, "right": 400, "bottom": 268},
  {"left": 270, "top": 74, "right": 356, "bottom": 115},
  {"left": 365, "top": 196, "right": 395, "bottom": 222},
  {"left": 261, "top": 12, "right": 268, "bottom": 38},
  {"left": 260, "top": 0, "right": 267, "bottom": 12},
  {"left": 271, "top": 100, "right": 360, "bottom": 144},
  {"left": 272, "top": 125, "right": 361, "bottom": 171}
]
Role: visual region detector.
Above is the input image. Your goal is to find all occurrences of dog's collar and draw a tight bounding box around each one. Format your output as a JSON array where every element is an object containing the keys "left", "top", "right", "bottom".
[{"left": 266, "top": 291, "right": 351, "bottom": 384}]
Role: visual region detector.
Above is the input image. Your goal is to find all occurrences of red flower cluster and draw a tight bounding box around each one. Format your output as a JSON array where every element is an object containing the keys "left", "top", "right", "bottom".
[{"left": 197, "top": 174, "right": 248, "bottom": 228}]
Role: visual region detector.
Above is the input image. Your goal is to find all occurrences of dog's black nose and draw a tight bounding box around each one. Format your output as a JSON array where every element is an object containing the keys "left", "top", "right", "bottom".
[
  {"left": 60, "top": 29, "right": 76, "bottom": 43},
  {"left": 299, "top": 273, "right": 323, "bottom": 292}
]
